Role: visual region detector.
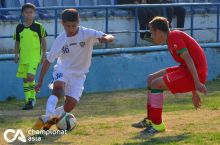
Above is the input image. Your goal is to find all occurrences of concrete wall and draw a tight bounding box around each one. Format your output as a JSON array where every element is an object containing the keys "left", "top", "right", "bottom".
[{"left": 0, "top": 47, "right": 219, "bottom": 101}]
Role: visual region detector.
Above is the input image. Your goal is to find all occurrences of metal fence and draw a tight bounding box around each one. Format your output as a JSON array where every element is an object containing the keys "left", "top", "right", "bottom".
[{"left": 0, "top": 3, "right": 220, "bottom": 59}]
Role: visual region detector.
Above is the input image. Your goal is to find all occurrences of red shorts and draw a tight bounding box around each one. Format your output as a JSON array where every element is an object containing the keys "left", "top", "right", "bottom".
[{"left": 163, "top": 66, "right": 207, "bottom": 94}]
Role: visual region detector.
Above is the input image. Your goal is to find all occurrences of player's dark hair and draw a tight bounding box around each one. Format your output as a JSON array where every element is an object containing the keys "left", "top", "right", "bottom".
[
  {"left": 21, "top": 3, "right": 36, "bottom": 13},
  {"left": 149, "top": 17, "right": 169, "bottom": 32},
  {"left": 62, "top": 9, "right": 79, "bottom": 22}
]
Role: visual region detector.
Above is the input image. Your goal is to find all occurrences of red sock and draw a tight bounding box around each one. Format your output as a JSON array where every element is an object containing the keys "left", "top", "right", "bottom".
[
  {"left": 151, "top": 107, "right": 162, "bottom": 124},
  {"left": 147, "top": 104, "right": 151, "bottom": 120},
  {"left": 148, "top": 90, "right": 164, "bottom": 125}
]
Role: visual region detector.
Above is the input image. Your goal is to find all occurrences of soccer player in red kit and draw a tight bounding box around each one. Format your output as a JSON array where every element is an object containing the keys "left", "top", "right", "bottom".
[{"left": 132, "top": 16, "right": 208, "bottom": 134}]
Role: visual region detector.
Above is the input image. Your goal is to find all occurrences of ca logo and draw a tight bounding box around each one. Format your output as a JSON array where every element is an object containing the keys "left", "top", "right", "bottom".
[{"left": 3, "top": 129, "right": 26, "bottom": 143}]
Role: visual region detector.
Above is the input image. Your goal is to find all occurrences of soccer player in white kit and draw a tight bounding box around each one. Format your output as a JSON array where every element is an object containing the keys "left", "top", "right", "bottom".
[{"left": 32, "top": 9, "right": 114, "bottom": 130}]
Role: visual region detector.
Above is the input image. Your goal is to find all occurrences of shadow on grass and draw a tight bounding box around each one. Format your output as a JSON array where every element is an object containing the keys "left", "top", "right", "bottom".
[{"left": 124, "top": 132, "right": 190, "bottom": 145}]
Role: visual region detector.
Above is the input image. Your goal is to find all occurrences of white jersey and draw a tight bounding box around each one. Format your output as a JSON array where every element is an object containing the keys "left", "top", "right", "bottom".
[{"left": 47, "top": 26, "right": 105, "bottom": 76}]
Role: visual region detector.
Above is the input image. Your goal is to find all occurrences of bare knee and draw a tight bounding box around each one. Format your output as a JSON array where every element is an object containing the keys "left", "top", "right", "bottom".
[
  {"left": 147, "top": 74, "right": 154, "bottom": 87},
  {"left": 150, "top": 80, "right": 158, "bottom": 89},
  {"left": 64, "top": 96, "right": 78, "bottom": 112},
  {"left": 53, "top": 82, "right": 65, "bottom": 99},
  {"left": 53, "top": 87, "right": 65, "bottom": 99},
  {"left": 150, "top": 78, "right": 167, "bottom": 90}
]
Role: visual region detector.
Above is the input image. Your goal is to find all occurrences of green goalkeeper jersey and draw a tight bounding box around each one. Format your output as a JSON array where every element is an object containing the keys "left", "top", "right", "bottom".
[{"left": 14, "top": 21, "right": 47, "bottom": 64}]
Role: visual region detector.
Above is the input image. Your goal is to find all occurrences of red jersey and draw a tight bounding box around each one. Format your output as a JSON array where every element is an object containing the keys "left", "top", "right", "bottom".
[{"left": 167, "top": 30, "right": 208, "bottom": 72}]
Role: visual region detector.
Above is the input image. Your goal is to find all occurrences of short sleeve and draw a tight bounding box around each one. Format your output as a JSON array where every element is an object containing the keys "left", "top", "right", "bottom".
[
  {"left": 85, "top": 28, "right": 105, "bottom": 43},
  {"left": 40, "top": 25, "right": 47, "bottom": 38},
  {"left": 94, "top": 30, "right": 105, "bottom": 38},
  {"left": 94, "top": 30, "right": 106, "bottom": 43},
  {"left": 47, "top": 32, "right": 66, "bottom": 63},
  {"left": 13, "top": 32, "right": 17, "bottom": 41},
  {"left": 47, "top": 41, "right": 62, "bottom": 63},
  {"left": 13, "top": 25, "right": 20, "bottom": 41},
  {"left": 170, "top": 33, "right": 187, "bottom": 55}
]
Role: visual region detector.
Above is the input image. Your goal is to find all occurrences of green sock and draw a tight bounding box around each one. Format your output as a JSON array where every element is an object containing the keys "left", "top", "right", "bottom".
[
  {"left": 151, "top": 121, "right": 166, "bottom": 132},
  {"left": 29, "top": 81, "right": 36, "bottom": 101},
  {"left": 23, "top": 82, "right": 31, "bottom": 103},
  {"left": 150, "top": 89, "right": 164, "bottom": 93}
]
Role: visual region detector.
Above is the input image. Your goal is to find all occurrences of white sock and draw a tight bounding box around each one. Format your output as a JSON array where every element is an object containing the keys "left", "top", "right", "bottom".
[
  {"left": 54, "top": 106, "right": 65, "bottom": 117},
  {"left": 46, "top": 95, "right": 58, "bottom": 117}
]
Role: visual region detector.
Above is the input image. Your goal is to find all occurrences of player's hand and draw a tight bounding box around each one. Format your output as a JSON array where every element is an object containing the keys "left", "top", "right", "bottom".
[
  {"left": 192, "top": 91, "right": 202, "bottom": 109},
  {"left": 98, "top": 37, "right": 108, "bottom": 43},
  {"left": 98, "top": 34, "right": 114, "bottom": 43},
  {"left": 195, "top": 82, "right": 207, "bottom": 95},
  {"left": 35, "top": 82, "right": 42, "bottom": 93},
  {"left": 14, "top": 54, "right": 19, "bottom": 63}
]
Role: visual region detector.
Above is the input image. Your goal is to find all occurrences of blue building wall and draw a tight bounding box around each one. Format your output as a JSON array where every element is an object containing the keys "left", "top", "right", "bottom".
[{"left": 0, "top": 47, "right": 220, "bottom": 101}]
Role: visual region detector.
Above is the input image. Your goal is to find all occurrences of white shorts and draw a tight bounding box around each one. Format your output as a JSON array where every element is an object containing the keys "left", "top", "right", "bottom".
[{"left": 49, "top": 68, "right": 86, "bottom": 102}]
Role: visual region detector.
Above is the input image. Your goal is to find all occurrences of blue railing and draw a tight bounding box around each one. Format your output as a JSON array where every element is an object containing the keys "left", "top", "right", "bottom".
[
  {"left": 0, "top": 3, "right": 220, "bottom": 47},
  {"left": 1, "top": 42, "right": 220, "bottom": 61}
]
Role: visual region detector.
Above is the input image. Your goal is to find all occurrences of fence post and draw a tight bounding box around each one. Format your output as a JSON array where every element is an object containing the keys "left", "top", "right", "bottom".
[
  {"left": 105, "top": 7, "right": 109, "bottom": 48},
  {"left": 134, "top": 7, "right": 138, "bottom": 47},
  {"left": 55, "top": 9, "right": 58, "bottom": 38},
  {"left": 217, "top": 5, "right": 219, "bottom": 42},
  {"left": 190, "top": 5, "right": 194, "bottom": 37}
]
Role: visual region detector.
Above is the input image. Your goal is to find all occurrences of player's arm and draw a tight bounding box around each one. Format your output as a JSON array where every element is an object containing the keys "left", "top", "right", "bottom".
[
  {"left": 14, "top": 41, "right": 19, "bottom": 63},
  {"left": 180, "top": 49, "right": 207, "bottom": 95},
  {"left": 41, "top": 37, "right": 47, "bottom": 64},
  {"left": 35, "top": 59, "right": 51, "bottom": 92},
  {"left": 36, "top": 33, "right": 63, "bottom": 92},
  {"left": 98, "top": 34, "right": 114, "bottom": 43}
]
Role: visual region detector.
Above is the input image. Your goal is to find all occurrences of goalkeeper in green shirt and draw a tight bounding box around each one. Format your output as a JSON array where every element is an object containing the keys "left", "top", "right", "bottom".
[{"left": 14, "top": 3, "right": 47, "bottom": 110}]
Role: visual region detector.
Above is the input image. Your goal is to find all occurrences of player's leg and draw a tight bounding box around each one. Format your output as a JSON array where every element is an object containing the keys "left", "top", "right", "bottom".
[
  {"left": 138, "top": 77, "right": 167, "bottom": 134},
  {"left": 21, "top": 78, "right": 32, "bottom": 110},
  {"left": 43, "top": 75, "right": 85, "bottom": 131},
  {"left": 43, "top": 96, "right": 79, "bottom": 130},
  {"left": 32, "top": 80, "right": 65, "bottom": 130},
  {"left": 54, "top": 96, "right": 78, "bottom": 116},
  {"left": 22, "top": 76, "right": 35, "bottom": 110},
  {"left": 47, "top": 81, "right": 65, "bottom": 115},
  {"left": 149, "top": 66, "right": 184, "bottom": 92},
  {"left": 137, "top": 67, "right": 179, "bottom": 132},
  {"left": 141, "top": 76, "right": 167, "bottom": 134},
  {"left": 43, "top": 74, "right": 85, "bottom": 130},
  {"left": 52, "top": 75, "right": 86, "bottom": 126},
  {"left": 142, "top": 66, "right": 197, "bottom": 134},
  {"left": 22, "top": 63, "right": 39, "bottom": 110},
  {"left": 16, "top": 64, "right": 33, "bottom": 110},
  {"left": 41, "top": 81, "right": 65, "bottom": 129},
  {"left": 26, "top": 63, "right": 39, "bottom": 108},
  {"left": 132, "top": 69, "right": 167, "bottom": 128},
  {"left": 54, "top": 74, "right": 86, "bottom": 115},
  {"left": 23, "top": 79, "right": 29, "bottom": 102},
  {"left": 22, "top": 73, "right": 35, "bottom": 110},
  {"left": 147, "top": 68, "right": 167, "bottom": 86}
]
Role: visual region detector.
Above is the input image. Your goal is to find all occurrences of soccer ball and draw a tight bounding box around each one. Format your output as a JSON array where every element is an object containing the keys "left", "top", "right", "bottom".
[{"left": 56, "top": 112, "right": 77, "bottom": 131}]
